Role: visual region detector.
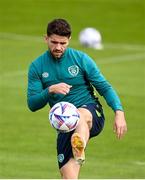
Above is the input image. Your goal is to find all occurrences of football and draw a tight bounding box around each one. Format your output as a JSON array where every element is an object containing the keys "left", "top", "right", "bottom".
[
  {"left": 49, "top": 102, "right": 80, "bottom": 133},
  {"left": 79, "top": 27, "right": 103, "bottom": 50}
]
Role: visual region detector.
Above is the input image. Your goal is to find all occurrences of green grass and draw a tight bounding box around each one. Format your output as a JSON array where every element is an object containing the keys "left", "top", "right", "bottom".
[{"left": 0, "top": 0, "right": 145, "bottom": 178}]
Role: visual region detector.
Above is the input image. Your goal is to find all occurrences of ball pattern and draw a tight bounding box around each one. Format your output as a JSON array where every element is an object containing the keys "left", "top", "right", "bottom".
[{"left": 49, "top": 102, "right": 80, "bottom": 133}]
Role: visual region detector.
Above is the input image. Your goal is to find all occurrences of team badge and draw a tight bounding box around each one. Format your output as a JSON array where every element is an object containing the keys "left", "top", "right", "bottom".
[
  {"left": 68, "top": 65, "right": 79, "bottom": 77},
  {"left": 58, "top": 154, "right": 64, "bottom": 163},
  {"left": 42, "top": 72, "right": 49, "bottom": 78}
]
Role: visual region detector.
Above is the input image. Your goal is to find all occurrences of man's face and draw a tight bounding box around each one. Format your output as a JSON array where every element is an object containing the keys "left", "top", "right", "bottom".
[{"left": 45, "top": 34, "right": 70, "bottom": 59}]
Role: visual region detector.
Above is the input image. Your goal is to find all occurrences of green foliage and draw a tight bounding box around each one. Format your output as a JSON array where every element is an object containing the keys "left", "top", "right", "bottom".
[{"left": 0, "top": 0, "right": 145, "bottom": 178}]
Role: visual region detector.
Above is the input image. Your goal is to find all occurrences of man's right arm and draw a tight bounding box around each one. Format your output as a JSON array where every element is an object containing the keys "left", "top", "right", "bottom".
[
  {"left": 27, "top": 63, "right": 72, "bottom": 111},
  {"left": 27, "top": 63, "right": 50, "bottom": 112}
]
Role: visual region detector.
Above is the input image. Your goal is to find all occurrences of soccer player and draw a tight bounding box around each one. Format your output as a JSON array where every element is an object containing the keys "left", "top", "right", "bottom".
[{"left": 27, "top": 18, "right": 127, "bottom": 179}]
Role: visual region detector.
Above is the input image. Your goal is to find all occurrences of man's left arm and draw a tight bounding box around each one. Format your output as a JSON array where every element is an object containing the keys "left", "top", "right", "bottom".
[{"left": 82, "top": 54, "right": 127, "bottom": 138}]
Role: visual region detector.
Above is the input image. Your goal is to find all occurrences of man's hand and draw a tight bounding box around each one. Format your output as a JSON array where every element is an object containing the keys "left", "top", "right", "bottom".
[
  {"left": 48, "top": 83, "right": 72, "bottom": 95},
  {"left": 113, "top": 110, "right": 127, "bottom": 139}
]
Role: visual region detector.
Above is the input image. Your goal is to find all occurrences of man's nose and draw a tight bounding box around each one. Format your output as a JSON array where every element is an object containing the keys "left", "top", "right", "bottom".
[{"left": 55, "top": 43, "right": 62, "bottom": 50}]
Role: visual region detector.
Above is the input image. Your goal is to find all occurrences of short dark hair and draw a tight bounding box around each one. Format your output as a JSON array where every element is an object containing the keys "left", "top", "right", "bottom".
[{"left": 47, "top": 18, "right": 71, "bottom": 38}]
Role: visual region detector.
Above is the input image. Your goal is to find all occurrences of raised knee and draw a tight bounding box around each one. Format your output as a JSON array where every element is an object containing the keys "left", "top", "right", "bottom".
[{"left": 78, "top": 108, "right": 93, "bottom": 129}]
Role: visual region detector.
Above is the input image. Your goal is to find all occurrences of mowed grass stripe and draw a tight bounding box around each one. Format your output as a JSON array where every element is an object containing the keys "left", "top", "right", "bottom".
[
  {"left": 0, "top": 32, "right": 145, "bottom": 51},
  {"left": 0, "top": 52, "right": 144, "bottom": 79}
]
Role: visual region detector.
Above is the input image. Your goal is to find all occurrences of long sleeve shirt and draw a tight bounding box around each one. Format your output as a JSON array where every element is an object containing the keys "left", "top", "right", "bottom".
[{"left": 27, "top": 48, "right": 123, "bottom": 112}]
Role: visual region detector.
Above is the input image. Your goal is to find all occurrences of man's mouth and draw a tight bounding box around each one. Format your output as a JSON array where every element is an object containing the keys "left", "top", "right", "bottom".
[{"left": 54, "top": 50, "right": 62, "bottom": 53}]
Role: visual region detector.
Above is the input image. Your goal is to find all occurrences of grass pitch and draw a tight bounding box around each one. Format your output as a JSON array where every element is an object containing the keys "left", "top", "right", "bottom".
[{"left": 0, "top": 0, "right": 145, "bottom": 178}]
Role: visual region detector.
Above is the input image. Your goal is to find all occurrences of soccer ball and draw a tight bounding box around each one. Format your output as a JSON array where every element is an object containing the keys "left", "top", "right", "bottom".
[
  {"left": 79, "top": 27, "right": 103, "bottom": 50},
  {"left": 49, "top": 102, "right": 80, "bottom": 133}
]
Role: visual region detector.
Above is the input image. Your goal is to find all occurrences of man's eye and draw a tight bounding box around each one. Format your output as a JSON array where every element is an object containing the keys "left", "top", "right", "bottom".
[
  {"left": 51, "top": 41, "right": 66, "bottom": 45},
  {"left": 52, "top": 41, "right": 58, "bottom": 44},
  {"left": 60, "top": 42, "right": 66, "bottom": 45}
]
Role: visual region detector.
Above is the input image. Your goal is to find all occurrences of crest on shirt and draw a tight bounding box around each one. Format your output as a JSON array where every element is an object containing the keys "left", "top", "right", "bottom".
[
  {"left": 68, "top": 65, "right": 79, "bottom": 77},
  {"left": 58, "top": 154, "right": 64, "bottom": 163},
  {"left": 42, "top": 72, "right": 49, "bottom": 78}
]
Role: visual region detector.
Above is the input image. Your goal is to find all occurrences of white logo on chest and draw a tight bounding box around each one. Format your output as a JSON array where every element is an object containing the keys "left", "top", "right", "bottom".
[
  {"left": 68, "top": 65, "right": 79, "bottom": 76},
  {"left": 42, "top": 72, "right": 49, "bottom": 78}
]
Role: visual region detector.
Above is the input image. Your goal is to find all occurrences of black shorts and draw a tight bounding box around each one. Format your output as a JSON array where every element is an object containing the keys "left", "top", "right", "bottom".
[{"left": 56, "top": 103, "right": 105, "bottom": 169}]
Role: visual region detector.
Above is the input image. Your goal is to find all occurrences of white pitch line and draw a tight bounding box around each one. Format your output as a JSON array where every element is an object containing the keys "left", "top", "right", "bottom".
[
  {"left": 0, "top": 70, "right": 27, "bottom": 77},
  {"left": 104, "top": 43, "right": 145, "bottom": 51},
  {"left": 0, "top": 52, "right": 144, "bottom": 78},
  {"left": 134, "top": 161, "right": 145, "bottom": 166},
  {"left": 0, "top": 32, "right": 145, "bottom": 51},
  {"left": 97, "top": 52, "right": 145, "bottom": 65},
  {"left": 0, "top": 32, "right": 43, "bottom": 42}
]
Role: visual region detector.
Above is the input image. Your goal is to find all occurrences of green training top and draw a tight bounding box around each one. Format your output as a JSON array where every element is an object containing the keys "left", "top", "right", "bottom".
[{"left": 27, "top": 48, "right": 123, "bottom": 112}]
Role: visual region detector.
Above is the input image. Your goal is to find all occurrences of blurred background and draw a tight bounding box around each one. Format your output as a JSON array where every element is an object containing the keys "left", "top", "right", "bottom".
[{"left": 0, "top": 0, "right": 145, "bottom": 178}]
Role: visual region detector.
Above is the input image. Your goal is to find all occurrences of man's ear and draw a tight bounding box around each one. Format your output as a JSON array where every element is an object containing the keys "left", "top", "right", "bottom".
[{"left": 44, "top": 35, "right": 49, "bottom": 43}]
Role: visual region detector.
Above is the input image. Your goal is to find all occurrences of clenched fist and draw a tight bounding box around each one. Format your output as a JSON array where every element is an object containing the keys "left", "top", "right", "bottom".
[{"left": 48, "top": 83, "right": 72, "bottom": 95}]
